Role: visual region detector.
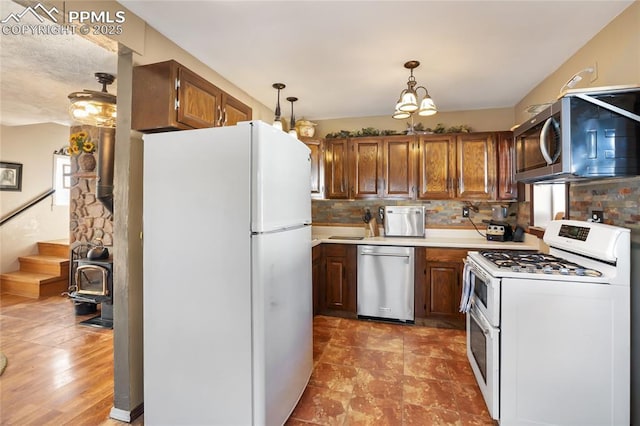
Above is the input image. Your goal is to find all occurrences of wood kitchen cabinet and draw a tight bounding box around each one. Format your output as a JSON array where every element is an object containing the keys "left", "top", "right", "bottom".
[
  {"left": 416, "top": 132, "right": 496, "bottom": 200},
  {"left": 416, "top": 135, "right": 457, "bottom": 199},
  {"left": 350, "top": 138, "right": 383, "bottom": 199},
  {"left": 382, "top": 136, "right": 416, "bottom": 199},
  {"left": 220, "top": 92, "right": 252, "bottom": 126},
  {"left": 324, "top": 139, "right": 349, "bottom": 199},
  {"left": 324, "top": 135, "right": 415, "bottom": 200},
  {"left": 132, "top": 60, "right": 251, "bottom": 133},
  {"left": 415, "top": 247, "right": 466, "bottom": 328},
  {"left": 457, "top": 132, "right": 497, "bottom": 200},
  {"left": 323, "top": 131, "right": 507, "bottom": 201},
  {"left": 321, "top": 244, "right": 357, "bottom": 316},
  {"left": 301, "top": 137, "right": 325, "bottom": 199},
  {"left": 496, "top": 131, "right": 519, "bottom": 200}
]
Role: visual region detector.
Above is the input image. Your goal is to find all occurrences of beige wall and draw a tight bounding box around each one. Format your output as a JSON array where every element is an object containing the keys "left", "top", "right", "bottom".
[
  {"left": 314, "top": 2, "right": 639, "bottom": 137},
  {"left": 514, "top": 1, "right": 640, "bottom": 124},
  {"left": 0, "top": 123, "right": 70, "bottom": 273},
  {"left": 315, "top": 107, "right": 514, "bottom": 139}
]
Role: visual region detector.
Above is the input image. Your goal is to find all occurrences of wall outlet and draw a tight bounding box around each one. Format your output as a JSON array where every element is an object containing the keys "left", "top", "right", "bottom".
[
  {"left": 462, "top": 207, "right": 470, "bottom": 218},
  {"left": 591, "top": 210, "right": 604, "bottom": 223}
]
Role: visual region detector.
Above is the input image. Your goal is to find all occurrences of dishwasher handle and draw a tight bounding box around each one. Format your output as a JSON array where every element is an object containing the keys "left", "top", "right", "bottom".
[{"left": 359, "top": 251, "right": 411, "bottom": 258}]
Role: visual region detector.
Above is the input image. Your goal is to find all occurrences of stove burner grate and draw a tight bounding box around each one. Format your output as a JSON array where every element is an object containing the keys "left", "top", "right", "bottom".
[{"left": 479, "top": 250, "right": 602, "bottom": 277}]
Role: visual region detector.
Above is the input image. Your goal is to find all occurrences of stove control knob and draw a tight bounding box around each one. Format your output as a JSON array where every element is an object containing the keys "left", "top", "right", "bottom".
[
  {"left": 543, "top": 265, "right": 553, "bottom": 274},
  {"left": 575, "top": 268, "right": 586, "bottom": 276},
  {"left": 559, "top": 268, "right": 570, "bottom": 275},
  {"left": 511, "top": 266, "right": 521, "bottom": 272}
]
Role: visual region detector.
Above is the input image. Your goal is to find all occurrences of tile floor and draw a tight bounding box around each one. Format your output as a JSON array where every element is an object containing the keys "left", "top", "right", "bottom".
[{"left": 286, "top": 315, "right": 495, "bottom": 426}]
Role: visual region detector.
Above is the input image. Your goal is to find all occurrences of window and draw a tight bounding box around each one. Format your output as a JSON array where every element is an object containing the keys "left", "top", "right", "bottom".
[
  {"left": 53, "top": 154, "right": 71, "bottom": 206},
  {"left": 531, "top": 182, "right": 568, "bottom": 228}
]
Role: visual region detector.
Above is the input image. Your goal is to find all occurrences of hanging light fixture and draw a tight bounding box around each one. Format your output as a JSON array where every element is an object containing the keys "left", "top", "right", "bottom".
[
  {"left": 272, "top": 83, "right": 286, "bottom": 130},
  {"left": 287, "top": 96, "right": 298, "bottom": 136},
  {"left": 68, "top": 72, "right": 117, "bottom": 128},
  {"left": 392, "top": 61, "right": 437, "bottom": 120}
]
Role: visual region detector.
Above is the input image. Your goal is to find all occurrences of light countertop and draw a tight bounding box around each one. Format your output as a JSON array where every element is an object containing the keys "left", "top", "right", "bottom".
[{"left": 312, "top": 226, "right": 540, "bottom": 251}]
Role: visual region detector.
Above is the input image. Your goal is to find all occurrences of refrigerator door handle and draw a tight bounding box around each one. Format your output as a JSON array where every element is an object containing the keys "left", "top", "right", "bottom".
[{"left": 252, "top": 224, "right": 310, "bottom": 235}]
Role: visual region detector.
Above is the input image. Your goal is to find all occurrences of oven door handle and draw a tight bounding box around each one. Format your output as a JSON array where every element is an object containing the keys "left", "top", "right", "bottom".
[{"left": 470, "top": 306, "right": 491, "bottom": 336}]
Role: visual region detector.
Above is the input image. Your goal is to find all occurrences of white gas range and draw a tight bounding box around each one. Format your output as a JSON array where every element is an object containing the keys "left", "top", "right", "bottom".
[{"left": 461, "top": 220, "right": 630, "bottom": 425}]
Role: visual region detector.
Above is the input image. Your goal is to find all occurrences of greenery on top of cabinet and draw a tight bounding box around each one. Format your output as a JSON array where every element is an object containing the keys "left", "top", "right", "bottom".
[{"left": 325, "top": 123, "right": 472, "bottom": 139}]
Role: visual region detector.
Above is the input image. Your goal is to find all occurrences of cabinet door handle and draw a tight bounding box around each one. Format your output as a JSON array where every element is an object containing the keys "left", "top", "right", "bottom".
[
  {"left": 216, "top": 106, "right": 222, "bottom": 126},
  {"left": 223, "top": 108, "right": 228, "bottom": 126}
]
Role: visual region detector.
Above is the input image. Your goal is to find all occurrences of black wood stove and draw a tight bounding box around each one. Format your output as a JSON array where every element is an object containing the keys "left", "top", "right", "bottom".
[{"left": 69, "top": 250, "right": 114, "bottom": 329}]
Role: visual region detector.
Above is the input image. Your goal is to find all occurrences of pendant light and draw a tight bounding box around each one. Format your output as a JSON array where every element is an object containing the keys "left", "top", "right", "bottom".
[
  {"left": 68, "top": 72, "right": 117, "bottom": 128},
  {"left": 392, "top": 61, "right": 437, "bottom": 120},
  {"left": 287, "top": 96, "right": 298, "bottom": 136},
  {"left": 272, "top": 83, "right": 285, "bottom": 130}
]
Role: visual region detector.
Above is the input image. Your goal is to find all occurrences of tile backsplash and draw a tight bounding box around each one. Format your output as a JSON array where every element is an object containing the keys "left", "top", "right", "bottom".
[
  {"left": 569, "top": 176, "right": 640, "bottom": 242},
  {"left": 312, "top": 199, "right": 519, "bottom": 228}
]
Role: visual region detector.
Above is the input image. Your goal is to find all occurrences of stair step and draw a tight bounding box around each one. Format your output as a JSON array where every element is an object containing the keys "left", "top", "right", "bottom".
[
  {"left": 18, "top": 255, "right": 69, "bottom": 276},
  {"left": 0, "top": 271, "right": 69, "bottom": 299},
  {"left": 37, "top": 240, "right": 70, "bottom": 258}
]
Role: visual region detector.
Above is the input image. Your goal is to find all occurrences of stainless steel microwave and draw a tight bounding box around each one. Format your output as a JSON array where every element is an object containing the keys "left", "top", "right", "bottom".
[{"left": 513, "top": 86, "right": 640, "bottom": 183}]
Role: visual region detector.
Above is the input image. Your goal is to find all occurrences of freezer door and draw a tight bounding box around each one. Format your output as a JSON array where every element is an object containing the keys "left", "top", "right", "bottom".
[
  {"left": 249, "top": 121, "right": 312, "bottom": 232},
  {"left": 251, "top": 225, "right": 313, "bottom": 426}
]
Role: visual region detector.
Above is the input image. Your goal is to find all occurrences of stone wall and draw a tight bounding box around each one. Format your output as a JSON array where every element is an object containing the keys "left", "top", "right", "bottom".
[{"left": 69, "top": 125, "right": 113, "bottom": 247}]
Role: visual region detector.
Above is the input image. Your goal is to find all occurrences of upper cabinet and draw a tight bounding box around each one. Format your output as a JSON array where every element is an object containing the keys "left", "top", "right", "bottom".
[
  {"left": 496, "top": 131, "right": 518, "bottom": 200},
  {"left": 300, "top": 137, "right": 325, "bottom": 199},
  {"left": 324, "top": 136, "right": 416, "bottom": 200},
  {"left": 456, "top": 132, "right": 497, "bottom": 200},
  {"left": 324, "top": 132, "right": 511, "bottom": 201},
  {"left": 220, "top": 93, "right": 253, "bottom": 127},
  {"left": 382, "top": 136, "right": 415, "bottom": 199},
  {"left": 350, "top": 138, "right": 383, "bottom": 199},
  {"left": 416, "top": 135, "right": 456, "bottom": 200},
  {"left": 132, "top": 60, "right": 252, "bottom": 133},
  {"left": 324, "top": 138, "right": 350, "bottom": 199}
]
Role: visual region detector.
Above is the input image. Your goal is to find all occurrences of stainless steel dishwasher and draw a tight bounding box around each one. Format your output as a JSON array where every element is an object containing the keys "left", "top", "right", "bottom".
[{"left": 357, "top": 245, "right": 414, "bottom": 322}]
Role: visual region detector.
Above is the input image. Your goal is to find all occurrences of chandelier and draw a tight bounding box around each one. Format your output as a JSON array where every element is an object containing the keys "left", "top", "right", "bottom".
[
  {"left": 392, "top": 60, "right": 437, "bottom": 120},
  {"left": 68, "top": 73, "right": 117, "bottom": 128}
]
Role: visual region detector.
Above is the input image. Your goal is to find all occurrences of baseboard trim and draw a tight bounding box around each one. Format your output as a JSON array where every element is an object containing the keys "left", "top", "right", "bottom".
[{"left": 110, "top": 403, "right": 144, "bottom": 423}]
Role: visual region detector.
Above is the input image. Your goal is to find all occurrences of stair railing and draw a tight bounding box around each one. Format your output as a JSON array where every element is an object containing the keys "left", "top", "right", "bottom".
[{"left": 0, "top": 188, "right": 55, "bottom": 226}]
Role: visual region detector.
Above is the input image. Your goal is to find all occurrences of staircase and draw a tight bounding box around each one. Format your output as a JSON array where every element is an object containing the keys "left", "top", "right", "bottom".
[{"left": 0, "top": 240, "right": 70, "bottom": 298}]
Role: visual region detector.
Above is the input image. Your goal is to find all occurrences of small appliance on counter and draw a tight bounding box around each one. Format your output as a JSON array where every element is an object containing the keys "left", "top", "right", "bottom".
[
  {"left": 383, "top": 206, "right": 425, "bottom": 237},
  {"left": 486, "top": 221, "right": 514, "bottom": 242}
]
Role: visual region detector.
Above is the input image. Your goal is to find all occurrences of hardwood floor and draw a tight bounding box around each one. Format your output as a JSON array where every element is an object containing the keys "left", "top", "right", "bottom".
[
  {"left": 0, "top": 293, "right": 125, "bottom": 425},
  {"left": 1, "top": 294, "right": 491, "bottom": 425}
]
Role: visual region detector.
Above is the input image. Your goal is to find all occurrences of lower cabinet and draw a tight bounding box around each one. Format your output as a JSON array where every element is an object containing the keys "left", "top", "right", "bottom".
[
  {"left": 415, "top": 247, "right": 467, "bottom": 328},
  {"left": 315, "top": 244, "right": 357, "bottom": 317},
  {"left": 314, "top": 243, "right": 467, "bottom": 327}
]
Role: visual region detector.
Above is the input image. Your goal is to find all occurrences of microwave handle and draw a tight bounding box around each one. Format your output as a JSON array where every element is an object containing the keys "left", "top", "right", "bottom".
[{"left": 540, "top": 117, "right": 562, "bottom": 165}]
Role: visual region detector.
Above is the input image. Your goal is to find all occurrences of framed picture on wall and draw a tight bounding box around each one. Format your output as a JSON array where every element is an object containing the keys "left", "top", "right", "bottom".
[{"left": 0, "top": 162, "right": 22, "bottom": 191}]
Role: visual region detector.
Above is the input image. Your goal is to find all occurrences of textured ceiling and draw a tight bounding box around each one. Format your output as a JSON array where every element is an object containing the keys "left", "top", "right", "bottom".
[
  {"left": 0, "top": 1, "right": 634, "bottom": 127},
  {"left": 0, "top": 1, "right": 117, "bottom": 127}
]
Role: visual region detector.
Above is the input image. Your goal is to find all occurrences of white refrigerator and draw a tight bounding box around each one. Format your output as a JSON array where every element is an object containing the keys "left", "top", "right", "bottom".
[{"left": 142, "top": 121, "right": 313, "bottom": 425}]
